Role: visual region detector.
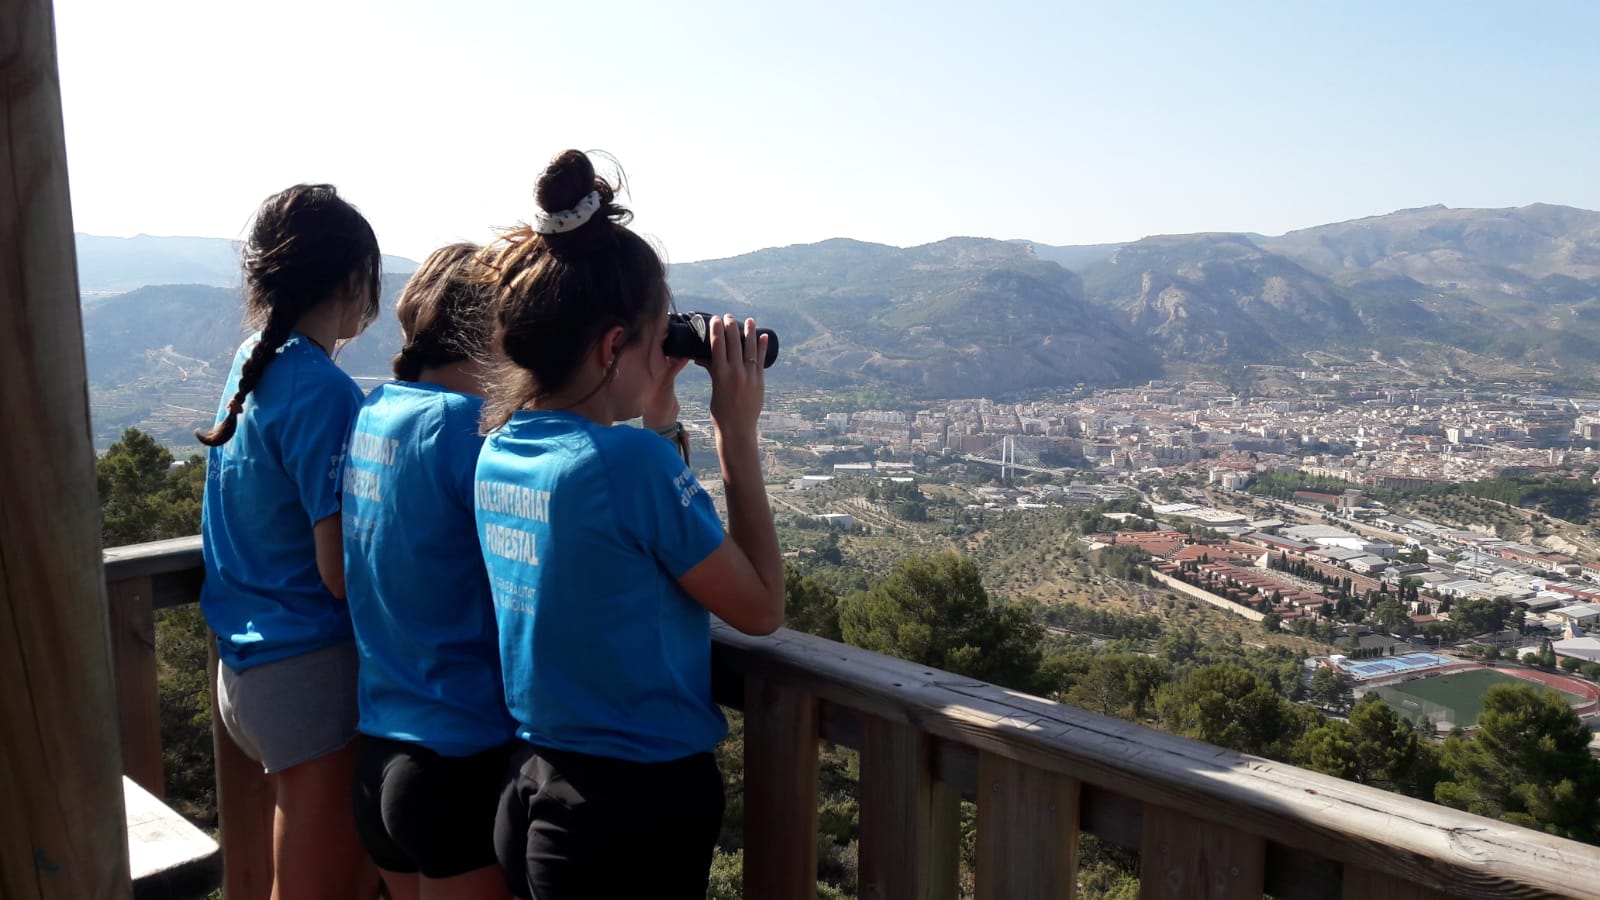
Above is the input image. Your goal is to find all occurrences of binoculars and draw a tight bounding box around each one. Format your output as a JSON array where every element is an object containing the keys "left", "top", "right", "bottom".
[{"left": 663, "top": 312, "right": 780, "bottom": 368}]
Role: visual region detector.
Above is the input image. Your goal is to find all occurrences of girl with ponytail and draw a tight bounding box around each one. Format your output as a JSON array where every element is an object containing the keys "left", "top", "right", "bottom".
[
  {"left": 197, "top": 183, "right": 381, "bottom": 900},
  {"left": 342, "top": 243, "right": 515, "bottom": 900},
  {"left": 476, "top": 150, "right": 785, "bottom": 899}
]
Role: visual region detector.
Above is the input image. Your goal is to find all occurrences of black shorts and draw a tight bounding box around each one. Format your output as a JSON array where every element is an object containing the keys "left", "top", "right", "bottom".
[
  {"left": 494, "top": 743, "right": 725, "bottom": 900},
  {"left": 352, "top": 735, "right": 513, "bottom": 879}
]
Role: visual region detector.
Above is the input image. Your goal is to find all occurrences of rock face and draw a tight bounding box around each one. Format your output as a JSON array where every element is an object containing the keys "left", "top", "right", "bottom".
[
  {"left": 1070, "top": 206, "right": 1600, "bottom": 374},
  {"left": 1080, "top": 233, "right": 1365, "bottom": 363}
]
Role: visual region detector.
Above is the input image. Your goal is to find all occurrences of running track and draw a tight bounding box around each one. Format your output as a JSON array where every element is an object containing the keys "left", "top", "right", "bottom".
[{"left": 1355, "top": 661, "right": 1600, "bottom": 717}]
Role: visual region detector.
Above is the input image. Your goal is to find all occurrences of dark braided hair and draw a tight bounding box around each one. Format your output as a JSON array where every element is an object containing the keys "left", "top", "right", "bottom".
[
  {"left": 392, "top": 243, "right": 491, "bottom": 382},
  {"left": 196, "top": 184, "right": 381, "bottom": 446},
  {"left": 477, "top": 150, "right": 669, "bottom": 432}
]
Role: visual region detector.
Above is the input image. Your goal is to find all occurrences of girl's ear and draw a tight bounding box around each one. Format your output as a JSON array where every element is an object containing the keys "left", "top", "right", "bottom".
[{"left": 597, "top": 324, "right": 626, "bottom": 369}]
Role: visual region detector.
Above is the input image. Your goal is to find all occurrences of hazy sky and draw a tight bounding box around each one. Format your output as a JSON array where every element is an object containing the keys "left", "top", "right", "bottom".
[{"left": 53, "top": 0, "right": 1600, "bottom": 263}]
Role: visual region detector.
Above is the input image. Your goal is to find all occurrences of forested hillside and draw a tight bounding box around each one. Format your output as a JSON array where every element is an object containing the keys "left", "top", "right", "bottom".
[{"left": 97, "top": 428, "right": 1600, "bottom": 899}]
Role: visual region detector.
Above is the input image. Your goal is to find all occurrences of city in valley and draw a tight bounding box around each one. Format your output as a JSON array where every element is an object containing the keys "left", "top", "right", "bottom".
[{"left": 676, "top": 369, "right": 1600, "bottom": 726}]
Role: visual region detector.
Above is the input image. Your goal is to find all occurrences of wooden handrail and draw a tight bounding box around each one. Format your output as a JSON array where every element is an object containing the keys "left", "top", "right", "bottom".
[
  {"left": 104, "top": 539, "right": 1600, "bottom": 900},
  {"left": 711, "top": 626, "right": 1600, "bottom": 900}
]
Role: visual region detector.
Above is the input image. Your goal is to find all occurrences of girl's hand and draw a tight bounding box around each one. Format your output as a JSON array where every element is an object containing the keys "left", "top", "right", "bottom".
[
  {"left": 643, "top": 356, "right": 690, "bottom": 429},
  {"left": 707, "top": 314, "right": 767, "bottom": 442}
]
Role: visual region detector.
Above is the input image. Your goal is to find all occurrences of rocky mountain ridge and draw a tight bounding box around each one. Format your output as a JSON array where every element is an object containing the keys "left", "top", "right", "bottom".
[{"left": 78, "top": 204, "right": 1600, "bottom": 446}]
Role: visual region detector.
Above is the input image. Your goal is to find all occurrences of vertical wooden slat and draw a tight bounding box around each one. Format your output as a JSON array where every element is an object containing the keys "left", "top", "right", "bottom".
[
  {"left": 109, "top": 575, "right": 164, "bottom": 796},
  {"left": 975, "top": 752, "right": 1079, "bottom": 900},
  {"left": 1140, "top": 807, "right": 1264, "bottom": 900},
  {"left": 927, "top": 780, "right": 961, "bottom": 900},
  {"left": 1341, "top": 866, "right": 1452, "bottom": 900},
  {"left": 0, "top": 0, "right": 133, "bottom": 896},
  {"left": 208, "top": 640, "right": 275, "bottom": 900},
  {"left": 743, "top": 676, "right": 819, "bottom": 900},
  {"left": 860, "top": 717, "right": 944, "bottom": 900}
]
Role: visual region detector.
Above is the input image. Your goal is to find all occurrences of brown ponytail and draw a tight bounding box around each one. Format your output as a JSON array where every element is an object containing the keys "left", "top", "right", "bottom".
[
  {"left": 391, "top": 243, "right": 490, "bottom": 382},
  {"left": 196, "top": 183, "right": 382, "bottom": 446}
]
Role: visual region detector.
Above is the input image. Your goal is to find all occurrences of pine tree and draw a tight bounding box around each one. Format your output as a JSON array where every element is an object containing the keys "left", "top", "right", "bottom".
[{"left": 1435, "top": 685, "right": 1600, "bottom": 841}]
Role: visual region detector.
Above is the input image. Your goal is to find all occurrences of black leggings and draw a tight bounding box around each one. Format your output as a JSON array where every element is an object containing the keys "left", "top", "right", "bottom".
[
  {"left": 352, "top": 735, "right": 513, "bottom": 879},
  {"left": 494, "top": 743, "right": 725, "bottom": 900}
]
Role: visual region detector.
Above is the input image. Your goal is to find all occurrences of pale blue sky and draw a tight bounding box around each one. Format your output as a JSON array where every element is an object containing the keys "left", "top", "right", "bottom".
[{"left": 53, "top": 0, "right": 1600, "bottom": 263}]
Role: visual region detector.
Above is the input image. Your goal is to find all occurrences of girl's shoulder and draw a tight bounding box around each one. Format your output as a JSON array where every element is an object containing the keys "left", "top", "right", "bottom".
[
  {"left": 280, "top": 341, "right": 361, "bottom": 397},
  {"left": 591, "top": 423, "right": 688, "bottom": 480},
  {"left": 360, "top": 382, "right": 483, "bottom": 437}
]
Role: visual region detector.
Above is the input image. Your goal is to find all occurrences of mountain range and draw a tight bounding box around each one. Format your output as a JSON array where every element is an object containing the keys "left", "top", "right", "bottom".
[
  {"left": 76, "top": 203, "right": 1600, "bottom": 447},
  {"left": 75, "top": 234, "right": 417, "bottom": 295}
]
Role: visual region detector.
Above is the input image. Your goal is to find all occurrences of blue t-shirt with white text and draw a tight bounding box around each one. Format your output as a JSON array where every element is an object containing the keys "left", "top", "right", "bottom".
[
  {"left": 200, "top": 334, "right": 364, "bottom": 671},
  {"left": 475, "top": 410, "right": 728, "bottom": 763},
  {"left": 343, "top": 382, "right": 514, "bottom": 756}
]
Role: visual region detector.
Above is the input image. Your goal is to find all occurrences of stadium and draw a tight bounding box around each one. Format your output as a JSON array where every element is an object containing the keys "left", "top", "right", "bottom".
[{"left": 1331, "top": 652, "right": 1600, "bottom": 731}]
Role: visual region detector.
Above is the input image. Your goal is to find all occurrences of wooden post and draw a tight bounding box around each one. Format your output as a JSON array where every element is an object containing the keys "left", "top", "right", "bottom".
[
  {"left": 859, "top": 716, "right": 949, "bottom": 900},
  {"left": 109, "top": 575, "right": 165, "bottom": 796},
  {"left": 742, "top": 676, "right": 819, "bottom": 900},
  {"left": 0, "top": 0, "right": 132, "bottom": 896},
  {"left": 1140, "top": 807, "right": 1264, "bottom": 900},
  {"left": 208, "top": 641, "right": 275, "bottom": 900},
  {"left": 975, "top": 753, "right": 1080, "bottom": 900},
  {"left": 927, "top": 781, "right": 961, "bottom": 900}
]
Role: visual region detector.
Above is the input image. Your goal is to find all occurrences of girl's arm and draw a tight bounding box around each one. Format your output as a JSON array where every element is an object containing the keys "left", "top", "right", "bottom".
[
  {"left": 644, "top": 357, "right": 692, "bottom": 464},
  {"left": 677, "top": 316, "right": 784, "bottom": 635},
  {"left": 314, "top": 514, "right": 346, "bottom": 600}
]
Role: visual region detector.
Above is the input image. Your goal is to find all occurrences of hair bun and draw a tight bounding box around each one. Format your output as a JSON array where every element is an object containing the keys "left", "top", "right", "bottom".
[
  {"left": 533, "top": 150, "right": 634, "bottom": 235},
  {"left": 537, "top": 150, "right": 603, "bottom": 213}
]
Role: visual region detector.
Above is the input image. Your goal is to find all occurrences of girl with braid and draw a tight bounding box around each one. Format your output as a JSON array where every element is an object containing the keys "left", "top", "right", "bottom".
[
  {"left": 342, "top": 243, "right": 516, "bottom": 900},
  {"left": 476, "top": 150, "right": 785, "bottom": 899},
  {"left": 197, "top": 183, "right": 382, "bottom": 900}
]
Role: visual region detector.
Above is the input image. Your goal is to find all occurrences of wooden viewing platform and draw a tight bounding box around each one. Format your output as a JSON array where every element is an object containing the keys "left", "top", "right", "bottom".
[
  {"left": 104, "top": 536, "right": 1600, "bottom": 900},
  {"left": 4, "top": 0, "right": 1599, "bottom": 893}
]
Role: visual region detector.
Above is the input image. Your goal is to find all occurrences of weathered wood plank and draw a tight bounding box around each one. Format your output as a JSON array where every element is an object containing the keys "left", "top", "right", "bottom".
[
  {"left": 928, "top": 780, "right": 961, "bottom": 900},
  {"left": 934, "top": 738, "right": 979, "bottom": 795},
  {"left": 1263, "top": 845, "right": 1341, "bottom": 900},
  {"left": 819, "top": 698, "right": 861, "bottom": 750},
  {"left": 207, "top": 641, "right": 274, "bottom": 900},
  {"left": 1341, "top": 867, "right": 1453, "bottom": 900},
  {"left": 859, "top": 717, "right": 941, "bottom": 900},
  {"left": 1082, "top": 783, "right": 1143, "bottom": 854},
  {"left": 1140, "top": 807, "right": 1264, "bottom": 900},
  {"left": 149, "top": 566, "right": 206, "bottom": 612},
  {"left": 975, "top": 752, "right": 1079, "bottom": 900},
  {"left": 124, "top": 776, "right": 221, "bottom": 900},
  {"left": 711, "top": 625, "right": 1596, "bottom": 899},
  {"left": 0, "top": 1, "right": 133, "bottom": 895},
  {"left": 109, "top": 575, "right": 165, "bottom": 797},
  {"left": 742, "top": 677, "right": 819, "bottom": 900},
  {"left": 103, "top": 536, "right": 204, "bottom": 585}
]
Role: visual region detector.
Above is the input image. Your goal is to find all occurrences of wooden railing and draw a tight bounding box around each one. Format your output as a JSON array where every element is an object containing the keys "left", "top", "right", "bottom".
[{"left": 105, "top": 537, "right": 1600, "bottom": 899}]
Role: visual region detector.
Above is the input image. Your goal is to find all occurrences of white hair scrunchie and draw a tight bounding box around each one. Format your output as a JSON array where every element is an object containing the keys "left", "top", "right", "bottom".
[{"left": 531, "top": 190, "right": 602, "bottom": 235}]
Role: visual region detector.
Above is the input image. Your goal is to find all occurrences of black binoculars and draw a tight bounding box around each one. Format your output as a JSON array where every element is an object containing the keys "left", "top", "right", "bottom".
[{"left": 663, "top": 312, "right": 780, "bottom": 368}]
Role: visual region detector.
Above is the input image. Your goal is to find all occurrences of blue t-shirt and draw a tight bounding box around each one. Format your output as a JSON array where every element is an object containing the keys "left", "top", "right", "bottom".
[
  {"left": 343, "top": 382, "right": 514, "bottom": 756},
  {"left": 476, "top": 410, "right": 728, "bottom": 763},
  {"left": 200, "top": 333, "right": 364, "bottom": 671}
]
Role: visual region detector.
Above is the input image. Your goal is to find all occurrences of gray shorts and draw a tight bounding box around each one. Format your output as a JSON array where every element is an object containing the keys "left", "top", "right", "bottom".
[{"left": 216, "top": 640, "right": 359, "bottom": 774}]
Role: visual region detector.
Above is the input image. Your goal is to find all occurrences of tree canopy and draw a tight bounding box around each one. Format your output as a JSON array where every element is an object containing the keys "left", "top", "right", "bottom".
[
  {"left": 837, "top": 552, "right": 1043, "bottom": 692},
  {"left": 1434, "top": 684, "right": 1600, "bottom": 841},
  {"left": 98, "top": 427, "right": 205, "bottom": 545},
  {"left": 1154, "top": 663, "right": 1313, "bottom": 758}
]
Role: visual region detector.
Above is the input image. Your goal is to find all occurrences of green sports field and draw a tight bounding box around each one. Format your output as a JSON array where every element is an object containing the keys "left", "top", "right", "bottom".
[{"left": 1374, "top": 669, "right": 1533, "bottom": 728}]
